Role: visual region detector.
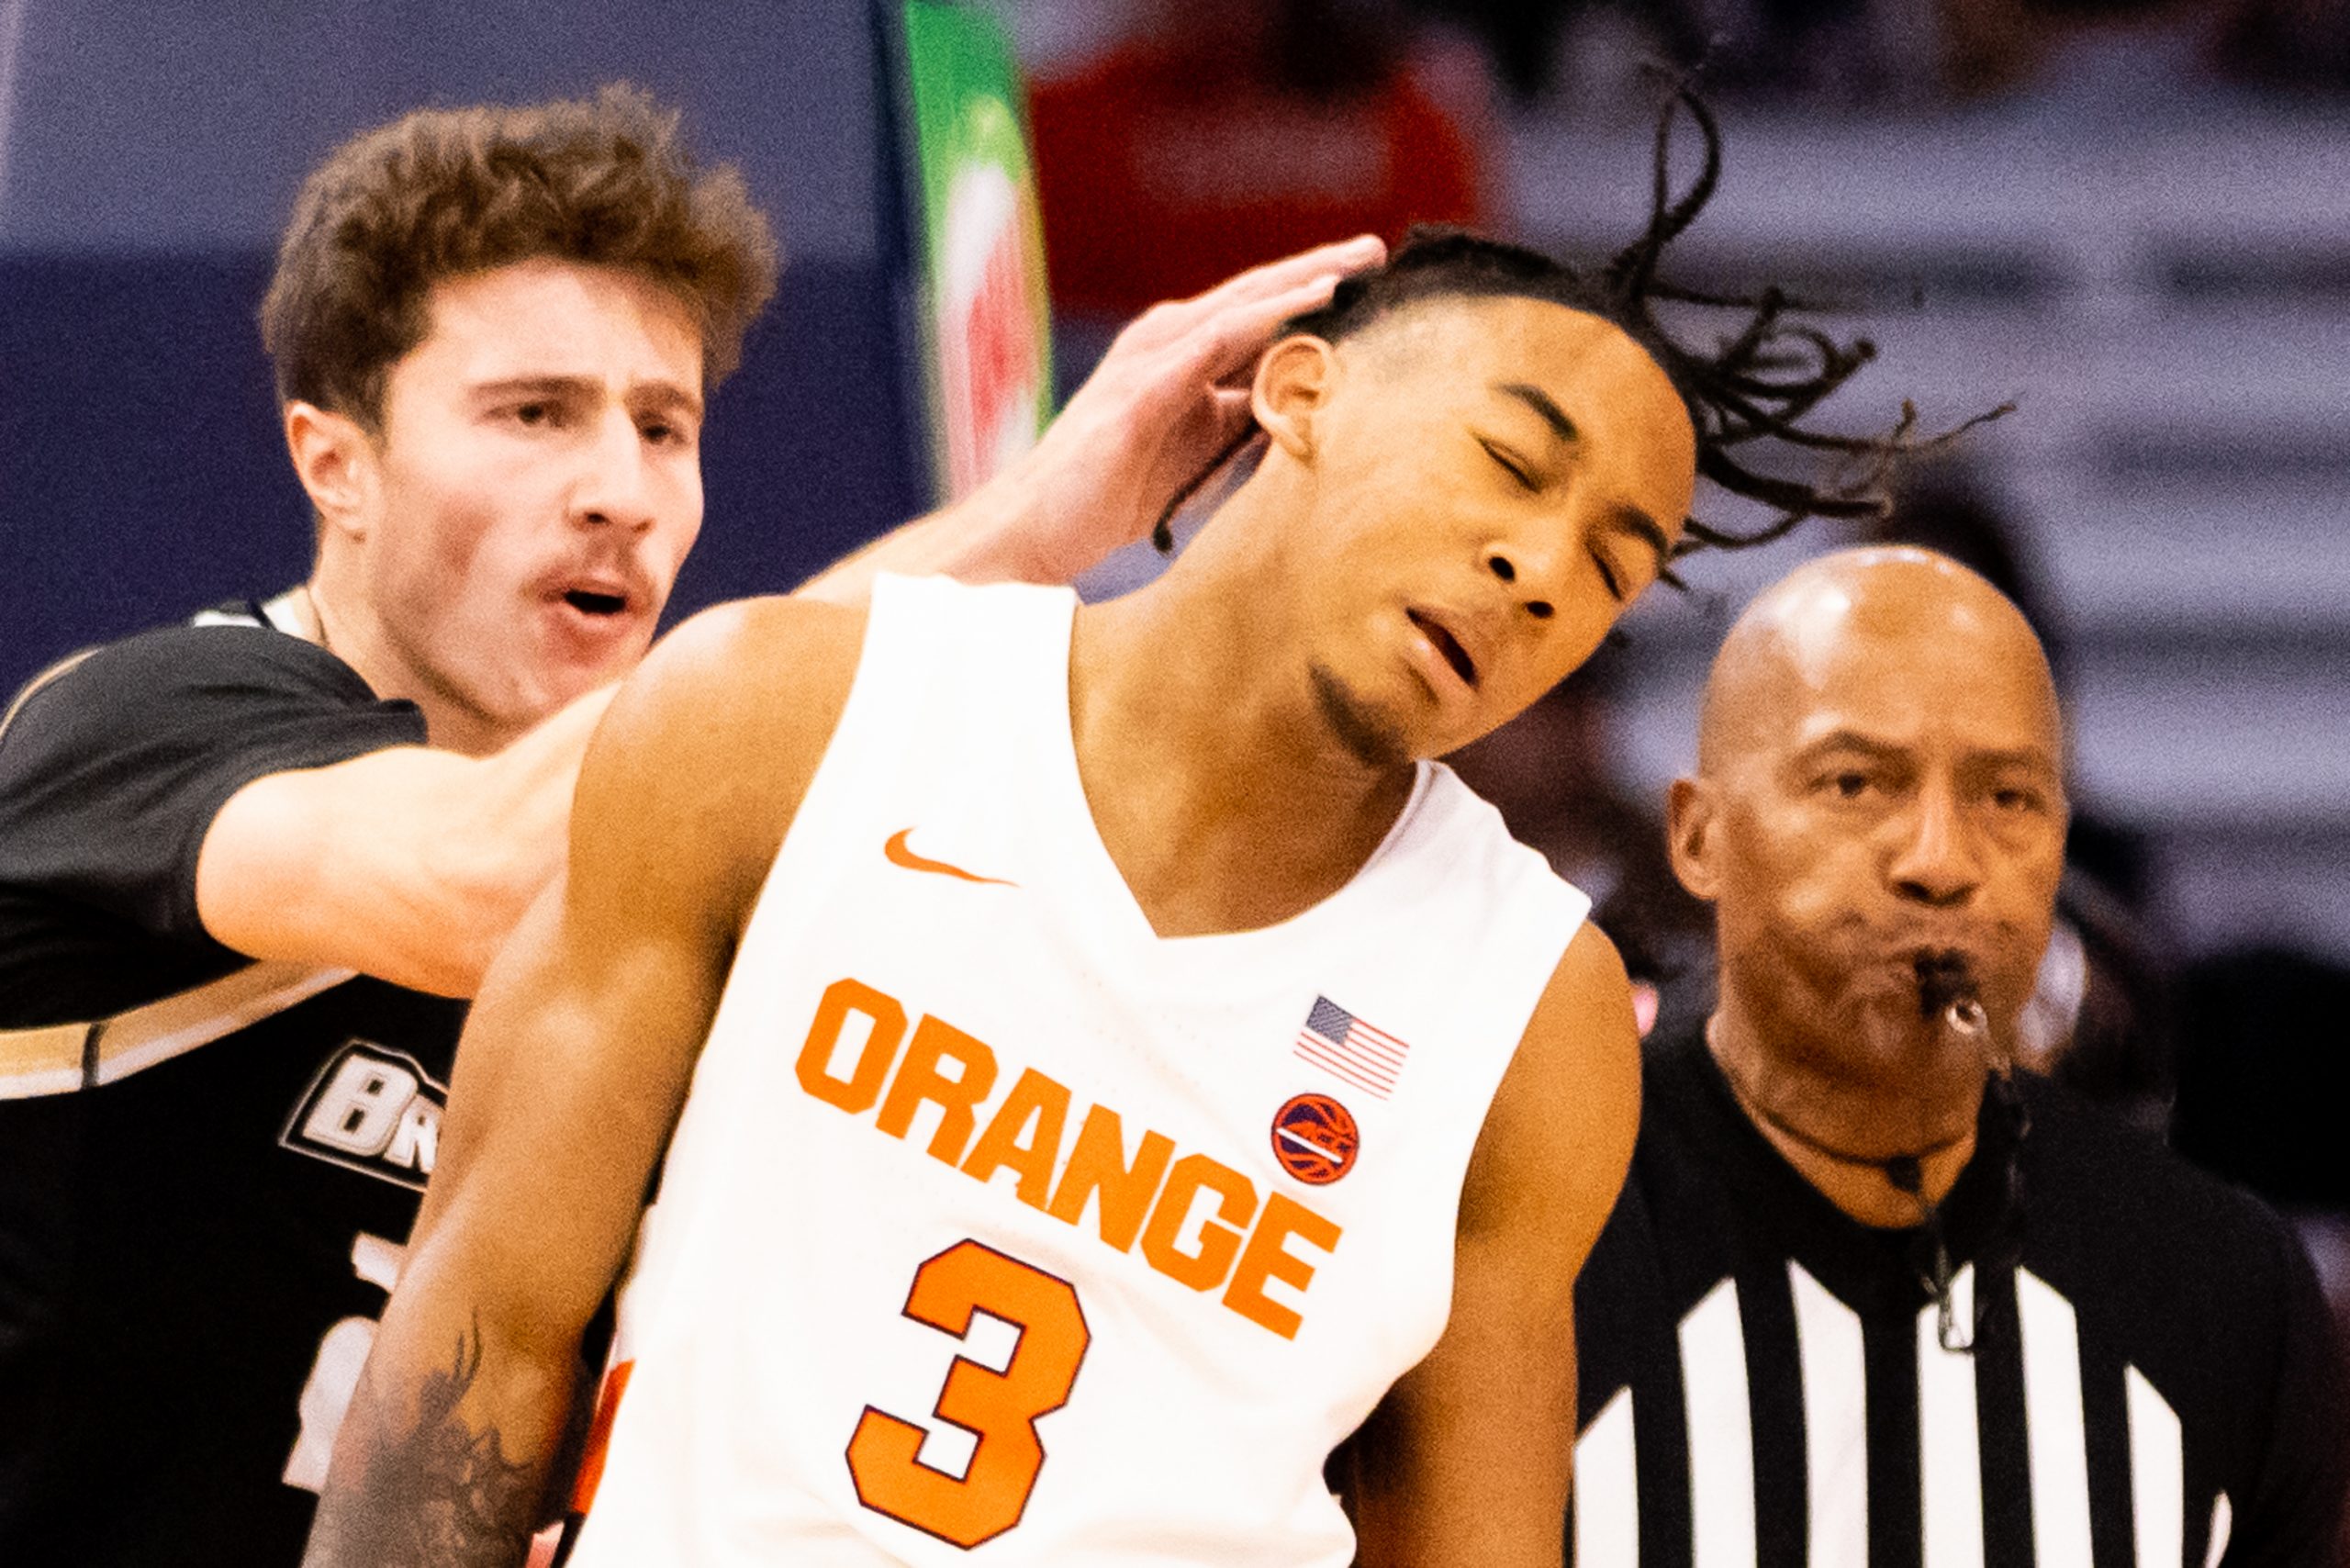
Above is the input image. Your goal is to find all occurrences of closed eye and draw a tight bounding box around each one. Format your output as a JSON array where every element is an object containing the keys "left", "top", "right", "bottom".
[
  {"left": 1479, "top": 437, "right": 1538, "bottom": 491},
  {"left": 1590, "top": 549, "right": 1625, "bottom": 602}
]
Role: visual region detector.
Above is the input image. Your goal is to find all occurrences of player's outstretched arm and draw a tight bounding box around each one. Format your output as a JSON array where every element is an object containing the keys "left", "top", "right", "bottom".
[
  {"left": 196, "top": 683, "right": 617, "bottom": 998},
  {"left": 794, "top": 233, "right": 1383, "bottom": 602},
  {"left": 1346, "top": 922, "right": 1643, "bottom": 1568},
  {"left": 301, "top": 598, "right": 866, "bottom": 1568}
]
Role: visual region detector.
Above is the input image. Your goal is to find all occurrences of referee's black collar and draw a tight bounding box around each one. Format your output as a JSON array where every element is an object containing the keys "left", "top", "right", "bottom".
[{"left": 1640, "top": 1021, "right": 2027, "bottom": 1316}]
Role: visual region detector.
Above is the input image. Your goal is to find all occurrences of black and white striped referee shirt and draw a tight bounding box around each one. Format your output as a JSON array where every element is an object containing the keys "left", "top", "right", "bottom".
[{"left": 1571, "top": 1027, "right": 2346, "bottom": 1568}]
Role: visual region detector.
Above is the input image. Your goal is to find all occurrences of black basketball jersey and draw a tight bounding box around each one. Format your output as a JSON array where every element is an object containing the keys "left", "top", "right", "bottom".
[
  {"left": 1571, "top": 1026, "right": 2347, "bottom": 1568},
  {"left": 0, "top": 601, "right": 464, "bottom": 1567}
]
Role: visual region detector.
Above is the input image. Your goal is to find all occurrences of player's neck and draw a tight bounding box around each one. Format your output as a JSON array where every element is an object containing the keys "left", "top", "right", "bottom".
[
  {"left": 1706, "top": 1002, "right": 1983, "bottom": 1228},
  {"left": 296, "top": 573, "right": 517, "bottom": 756},
  {"left": 1069, "top": 571, "right": 1418, "bottom": 941}
]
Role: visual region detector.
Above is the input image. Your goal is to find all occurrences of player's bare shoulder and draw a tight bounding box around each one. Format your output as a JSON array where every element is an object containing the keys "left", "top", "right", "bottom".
[
  {"left": 571, "top": 593, "right": 871, "bottom": 935},
  {"left": 1528, "top": 921, "right": 1642, "bottom": 1077},
  {"left": 1461, "top": 922, "right": 1642, "bottom": 1248},
  {"left": 638, "top": 592, "right": 867, "bottom": 754}
]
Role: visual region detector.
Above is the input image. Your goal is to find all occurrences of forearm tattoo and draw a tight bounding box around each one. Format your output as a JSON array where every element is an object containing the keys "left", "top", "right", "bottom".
[{"left": 302, "top": 1322, "right": 543, "bottom": 1568}]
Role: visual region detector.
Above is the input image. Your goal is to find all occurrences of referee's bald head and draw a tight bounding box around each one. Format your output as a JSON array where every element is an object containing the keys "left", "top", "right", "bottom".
[{"left": 1695, "top": 547, "right": 2062, "bottom": 782}]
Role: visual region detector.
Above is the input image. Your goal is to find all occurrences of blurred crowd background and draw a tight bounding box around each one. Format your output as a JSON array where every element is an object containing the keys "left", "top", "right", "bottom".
[{"left": 2, "top": 0, "right": 2344, "bottom": 1330}]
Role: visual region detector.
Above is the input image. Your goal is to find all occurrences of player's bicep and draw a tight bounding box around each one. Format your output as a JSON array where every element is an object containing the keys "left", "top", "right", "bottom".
[
  {"left": 410, "top": 879, "right": 719, "bottom": 1339},
  {"left": 312, "top": 601, "right": 866, "bottom": 1564},
  {"left": 1475, "top": 923, "right": 1643, "bottom": 1268},
  {"left": 1350, "top": 923, "right": 1642, "bottom": 1568}
]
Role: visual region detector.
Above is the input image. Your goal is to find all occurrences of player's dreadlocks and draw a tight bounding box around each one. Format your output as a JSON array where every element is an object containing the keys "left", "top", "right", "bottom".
[{"left": 1153, "top": 88, "right": 2009, "bottom": 566}]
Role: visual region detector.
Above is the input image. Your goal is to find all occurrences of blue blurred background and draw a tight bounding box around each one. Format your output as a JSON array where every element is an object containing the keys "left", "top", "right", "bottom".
[
  {"left": 0, "top": 0, "right": 930, "bottom": 690},
  {"left": 2, "top": 0, "right": 2344, "bottom": 1270}
]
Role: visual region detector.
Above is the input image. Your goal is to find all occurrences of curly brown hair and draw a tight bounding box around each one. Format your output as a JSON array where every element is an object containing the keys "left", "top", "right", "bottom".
[{"left": 261, "top": 84, "right": 780, "bottom": 427}]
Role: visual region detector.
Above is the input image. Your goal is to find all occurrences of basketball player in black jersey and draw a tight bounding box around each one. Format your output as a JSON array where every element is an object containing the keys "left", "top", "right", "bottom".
[
  {"left": 1570, "top": 547, "right": 2347, "bottom": 1564},
  {"left": 0, "top": 84, "right": 1386, "bottom": 1567}
]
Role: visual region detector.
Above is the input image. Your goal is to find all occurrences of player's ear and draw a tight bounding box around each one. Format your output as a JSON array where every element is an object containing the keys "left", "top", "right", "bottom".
[
  {"left": 1665, "top": 775, "right": 1722, "bottom": 902},
  {"left": 284, "top": 401, "right": 381, "bottom": 543},
  {"left": 1251, "top": 335, "right": 1335, "bottom": 462}
]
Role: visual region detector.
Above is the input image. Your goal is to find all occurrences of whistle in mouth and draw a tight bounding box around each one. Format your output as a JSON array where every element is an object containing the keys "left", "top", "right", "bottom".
[{"left": 1916, "top": 951, "right": 2006, "bottom": 1074}]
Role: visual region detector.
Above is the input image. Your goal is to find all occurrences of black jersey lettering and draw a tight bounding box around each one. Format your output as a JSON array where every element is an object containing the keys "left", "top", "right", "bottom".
[{"left": 281, "top": 1041, "right": 446, "bottom": 1190}]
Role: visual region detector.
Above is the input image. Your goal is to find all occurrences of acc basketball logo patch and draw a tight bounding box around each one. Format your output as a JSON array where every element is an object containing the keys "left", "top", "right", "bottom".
[
  {"left": 1270, "top": 1092, "right": 1360, "bottom": 1186},
  {"left": 280, "top": 1040, "right": 446, "bottom": 1191}
]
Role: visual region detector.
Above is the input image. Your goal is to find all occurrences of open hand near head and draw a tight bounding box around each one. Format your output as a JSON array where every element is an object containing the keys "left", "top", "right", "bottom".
[{"left": 972, "top": 234, "right": 1386, "bottom": 581}]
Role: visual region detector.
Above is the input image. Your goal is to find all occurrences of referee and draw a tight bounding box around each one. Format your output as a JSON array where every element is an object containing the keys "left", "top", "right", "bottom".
[
  {"left": 0, "top": 89, "right": 1376, "bottom": 1568},
  {"left": 1570, "top": 548, "right": 2347, "bottom": 1566}
]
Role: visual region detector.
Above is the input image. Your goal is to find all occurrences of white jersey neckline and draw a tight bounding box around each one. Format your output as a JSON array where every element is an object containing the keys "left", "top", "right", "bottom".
[{"left": 1035, "top": 590, "right": 1442, "bottom": 964}]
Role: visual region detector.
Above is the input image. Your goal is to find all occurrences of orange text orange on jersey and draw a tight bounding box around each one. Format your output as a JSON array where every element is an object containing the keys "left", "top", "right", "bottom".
[{"left": 795, "top": 977, "right": 1340, "bottom": 1340}]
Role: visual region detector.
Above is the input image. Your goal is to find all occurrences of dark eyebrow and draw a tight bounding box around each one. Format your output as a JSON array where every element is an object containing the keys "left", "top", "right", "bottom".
[
  {"left": 473, "top": 375, "right": 704, "bottom": 422},
  {"left": 1792, "top": 729, "right": 1908, "bottom": 766},
  {"left": 1968, "top": 745, "right": 2062, "bottom": 777},
  {"left": 473, "top": 375, "right": 598, "bottom": 402},
  {"left": 632, "top": 380, "right": 706, "bottom": 421},
  {"left": 1494, "top": 382, "right": 1578, "bottom": 445},
  {"left": 1794, "top": 732, "right": 2059, "bottom": 776},
  {"left": 1488, "top": 381, "right": 1671, "bottom": 577}
]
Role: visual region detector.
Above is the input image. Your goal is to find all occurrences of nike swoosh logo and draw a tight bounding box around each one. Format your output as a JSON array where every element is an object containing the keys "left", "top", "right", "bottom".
[{"left": 884, "top": 829, "right": 1017, "bottom": 888}]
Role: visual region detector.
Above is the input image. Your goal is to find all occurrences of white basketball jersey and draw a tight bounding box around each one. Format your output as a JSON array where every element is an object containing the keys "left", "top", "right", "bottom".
[{"left": 565, "top": 575, "right": 1592, "bottom": 1567}]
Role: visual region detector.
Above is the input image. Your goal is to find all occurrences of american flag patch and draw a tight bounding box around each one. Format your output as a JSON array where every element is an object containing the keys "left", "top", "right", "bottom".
[{"left": 1293, "top": 996, "right": 1407, "bottom": 1099}]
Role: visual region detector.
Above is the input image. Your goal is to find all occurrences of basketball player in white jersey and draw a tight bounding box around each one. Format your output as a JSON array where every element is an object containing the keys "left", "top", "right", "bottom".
[{"left": 306, "top": 116, "right": 1935, "bottom": 1559}]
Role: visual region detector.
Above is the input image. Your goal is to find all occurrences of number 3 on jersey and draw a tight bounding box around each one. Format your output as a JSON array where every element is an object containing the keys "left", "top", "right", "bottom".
[{"left": 848, "top": 1239, "right": 1090, "bottom": 1548}]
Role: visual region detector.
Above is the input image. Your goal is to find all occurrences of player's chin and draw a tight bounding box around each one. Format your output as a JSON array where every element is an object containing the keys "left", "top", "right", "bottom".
[
  {"left": 551, "top": 612, "right": 655, "bottom": 681},
  {"left": 1307, "top": 663, "right": 1416, "bottom": 769},
  {"left": 517, "top": 644, "right": 638, "bottom": 719},
  {"left": 1382, "top": 675, "right": 1490, "bottom": 760}
]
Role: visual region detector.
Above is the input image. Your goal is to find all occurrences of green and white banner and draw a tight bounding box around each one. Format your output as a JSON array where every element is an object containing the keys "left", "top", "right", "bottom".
[{"left": 902, "top": 1, "right": 1054, "bottom": 502}]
